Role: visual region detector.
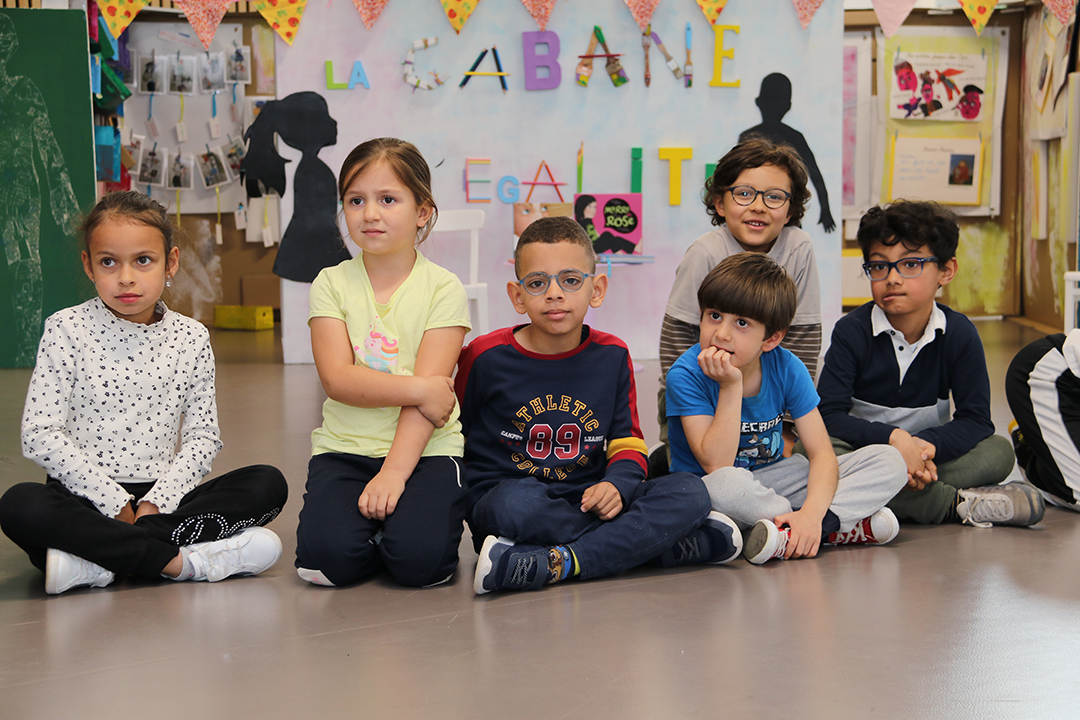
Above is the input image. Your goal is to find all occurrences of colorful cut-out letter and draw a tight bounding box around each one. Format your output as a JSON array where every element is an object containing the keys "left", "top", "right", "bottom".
[{"left": 522, "top": 31, "right": 561, "bottom": 90}]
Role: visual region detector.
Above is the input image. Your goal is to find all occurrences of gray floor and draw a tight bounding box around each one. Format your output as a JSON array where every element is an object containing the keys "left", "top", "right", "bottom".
[{"left": 2, "top": 319, "right": 1079, "bottom": 719}]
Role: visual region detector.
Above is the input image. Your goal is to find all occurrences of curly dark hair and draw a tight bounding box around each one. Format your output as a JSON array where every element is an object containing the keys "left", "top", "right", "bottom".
[
  {"left": 855, "top": 201, "right": 959, "bottom": 266},
  {"left": 703, "top": 136, "right": 810, "bottom": 228}
]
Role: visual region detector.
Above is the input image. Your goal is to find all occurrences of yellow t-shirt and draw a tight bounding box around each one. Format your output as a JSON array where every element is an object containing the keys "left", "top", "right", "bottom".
[{"left": 308, "top": 251, "right": 472, "bottom": 458}]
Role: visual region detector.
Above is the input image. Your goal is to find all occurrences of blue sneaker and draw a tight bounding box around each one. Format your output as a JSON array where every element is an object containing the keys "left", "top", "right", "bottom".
[
  {"left": 474, "top": 536, "right": 549, "bottom": 595},
  {"left": 670, "top": 511, "right": 742, "bottom": 565}
]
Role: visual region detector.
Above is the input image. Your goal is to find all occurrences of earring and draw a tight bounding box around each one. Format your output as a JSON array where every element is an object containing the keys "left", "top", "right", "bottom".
[{"left": 165, "top": 277, "right": 172, "bottom": 288}]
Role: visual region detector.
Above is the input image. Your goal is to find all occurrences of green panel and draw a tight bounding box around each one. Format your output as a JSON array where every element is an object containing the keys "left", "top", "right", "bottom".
[{"left": 0, "top": 10, "right": 97, "bottom": 367}]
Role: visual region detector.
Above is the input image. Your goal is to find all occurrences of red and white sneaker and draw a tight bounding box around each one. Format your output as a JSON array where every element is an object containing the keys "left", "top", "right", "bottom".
[
  {"left": 826, "top": 508, "right": 900, "bottom": 546},
  {"left": 744, "top": 520, "right": 791, "bottom": 565}
]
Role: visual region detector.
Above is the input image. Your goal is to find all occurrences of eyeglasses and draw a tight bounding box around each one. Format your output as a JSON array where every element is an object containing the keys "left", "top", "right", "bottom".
[
  {"left": 724, "top": 185, "right": 792, "bottom": 209},
  {"left": 862, "top": 256, "right": 939, "bottom": 281},
  {"left": 517, "top": 269, "right": 593, "bottom": 295}
]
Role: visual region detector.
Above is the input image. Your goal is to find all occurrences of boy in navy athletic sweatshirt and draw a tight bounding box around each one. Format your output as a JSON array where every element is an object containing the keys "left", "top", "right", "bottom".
[
  {"left": 457, "top": 217, "right": 740, "bottom": 595},
  {"left": 817, "top": 201, "right": 1044, "bottom": 527}
]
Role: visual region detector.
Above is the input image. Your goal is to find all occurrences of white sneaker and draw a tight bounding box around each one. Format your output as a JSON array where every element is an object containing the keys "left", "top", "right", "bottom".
[
  {"left": 297, "top": 567, "right": 336, "bottom": 586},
  {"left": 184, "top": 527, "right": 283, "bottom": 582},
  {"left": 958, "top": 482, "right": 1046, "bottom": 528},
  {"left": 744, "top": 520, "right": 790, "bottom": 565},
  {"left": 45, "top": 548, "right": 115, "bottom": 595}
]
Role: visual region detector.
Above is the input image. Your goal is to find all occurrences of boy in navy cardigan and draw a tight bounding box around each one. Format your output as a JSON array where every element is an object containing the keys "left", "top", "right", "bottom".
[
  {"left": 817, "top": 201, "right": 1044, "bottom": 527},
  {"left": 458, "top": 217, "right": 740, "bottom": 595}
]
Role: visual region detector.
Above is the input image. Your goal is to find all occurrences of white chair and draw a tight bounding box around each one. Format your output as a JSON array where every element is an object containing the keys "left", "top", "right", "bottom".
[{"left": 431, "top": 209, "right": 489, "bottom": 335}]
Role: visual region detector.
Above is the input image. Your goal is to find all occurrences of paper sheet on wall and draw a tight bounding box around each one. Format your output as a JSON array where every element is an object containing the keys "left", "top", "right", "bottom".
[
  {"left": 888, "top": 51, "right": 987, "bottom": 121},
  {"left": 889, "top": 135, "right": 983, "bottom": 205}
]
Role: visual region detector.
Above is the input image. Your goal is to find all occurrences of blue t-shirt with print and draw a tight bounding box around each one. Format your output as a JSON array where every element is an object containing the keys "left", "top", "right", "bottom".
[{"left": 665, "top": 344, "right": 819, "bottom": 475}]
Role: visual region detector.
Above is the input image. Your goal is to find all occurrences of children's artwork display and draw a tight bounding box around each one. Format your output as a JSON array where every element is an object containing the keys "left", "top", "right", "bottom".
[
  {"left": 573, "top": 193, "right": 643, "bottom": 254},
  {"left": 0, "top": 10, "right": 96, "bottom": 368},
  {"left": 137, "top": 146, "right": 166, "bottom": 186},
  {"left": 512, "top": 202, "right": 571, "bottom": 238},
  {"left": 888, "top": 51, "right": 987, "bottom": 121},
  {"left": 196, "top": 147, "right": 231, "bottom": 188},
  {"left": 167, "top": 152, "right": 195, "bottom": 189},
  {"left": 226, "top": 45, "right": 252, "bottom": 83},
  {"left": 222, "top": 136, "right": 246, "bottom": 177},
  {"left": 168, "top": 54, "right": 196, "bottom": 95},
  {"left": 888, "top": 136, "right": 983, "bottom": 205},
  {"left": 137, "top": 52, "right": 166, "bottom": 94},
  {"left": 199, "top": 51, "right": 226, "bottom": 92}
]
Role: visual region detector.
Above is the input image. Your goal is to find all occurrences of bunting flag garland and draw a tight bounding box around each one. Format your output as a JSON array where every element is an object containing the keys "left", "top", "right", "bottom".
[
  {"left": 1043, "top": 0, "right": 1077, "bottom": 26},
  {"left": 957, "top": 0, "right": 995, "bottom": 35},
  {"left": 253, "top": 0, "right": 308, "bottom": 45},
  {"left": 520, "top": 0, "right": 556, "bottom": 31},
  {"left": 440, "top": 0, "right": 480, "bottom": 34},
  {"left": 174, "top": 0, "right": 233, "bottom": 50},
  {"left": 352, "top": 0, "right": 390, "bottom": 30},
  {"left": 694, "top": 0, "right": 729, "bottom": 25},
  {"left": 623, "top": 0, "right": 661, "bottom": 32},
  {"left": 791, "top": 0, "right": 825, "bottom": 29},
  {"left": 871, "top": 0, "right": 918, "bottom": 38},
  {"left": 95, "top": 0, "right": 150, "bottom": 39}
]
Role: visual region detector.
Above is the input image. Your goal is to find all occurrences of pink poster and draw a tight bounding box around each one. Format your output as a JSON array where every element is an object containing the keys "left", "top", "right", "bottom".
[
  {"left": 842, "top": 45, "right": 857, "bottom": 207},
  {"left": 573, "top": 193, "right": 643, "bottom": 254}
]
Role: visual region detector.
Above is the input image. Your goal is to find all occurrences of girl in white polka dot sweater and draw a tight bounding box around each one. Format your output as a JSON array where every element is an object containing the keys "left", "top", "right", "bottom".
[{"left": 0, "top": 192, "right": 289, "bottom": 594}]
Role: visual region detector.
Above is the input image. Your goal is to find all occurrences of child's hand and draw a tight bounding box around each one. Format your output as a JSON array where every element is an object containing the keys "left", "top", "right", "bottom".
[
  {"left": 773, "top": 509, "right": 822, "bottom": 559},
  {"left": 581, "top": 481, "right": 623, "bottom": 520},
  {"left": 890, "top": 429, "right": 934, "bottom": 489},
  {"left": 134, "top": 501, "right": 160, "bottom": 521},
  {"left": 358, "top": 471, "right": 407, "bottom": 521},
  {"left": 697, "top": 346, "right": 742, "bottom": 389},
  {"left": 416, "top": 376, "right": 456, "bottom": 428},
  {"left": 115, "top": 502, "right": 136, "bottom": 524},
  {"left": 911, "top": 437, "right": 938, "bottom": 483}
]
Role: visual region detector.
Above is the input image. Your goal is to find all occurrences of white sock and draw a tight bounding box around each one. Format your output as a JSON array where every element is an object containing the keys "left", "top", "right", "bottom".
[{"left": 164, "top": 548, "right": 196, "bottom": 581}]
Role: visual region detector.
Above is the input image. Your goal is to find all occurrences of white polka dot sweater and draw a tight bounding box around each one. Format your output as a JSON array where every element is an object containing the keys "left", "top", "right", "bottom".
[{"left": 21, "top": 298, "right": 222, "bottom": 517}]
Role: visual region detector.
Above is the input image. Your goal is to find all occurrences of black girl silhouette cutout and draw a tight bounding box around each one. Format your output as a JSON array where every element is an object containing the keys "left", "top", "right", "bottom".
[
  {"left": 241, "top": 92, "right": 350, "bottom": 283},
  {"left": 739, "top": 73, "right": 836, "bottom": 233}
]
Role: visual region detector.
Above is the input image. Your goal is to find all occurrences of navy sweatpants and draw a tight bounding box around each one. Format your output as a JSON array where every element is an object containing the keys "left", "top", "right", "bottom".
[
  {"left": 0, "top": 465, "right": 288, "bottom": 579},
  {"left": 468, "top": 472, "right": 710, "bottom": 581},
  {"left": 294, "top": 453, "right": 468, "bottom": 588}
]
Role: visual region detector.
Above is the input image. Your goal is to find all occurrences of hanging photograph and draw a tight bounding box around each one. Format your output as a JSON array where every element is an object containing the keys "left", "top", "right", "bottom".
[
  {"left": 199, "top": 51, "right": 227, "bottom": 93},
  {"left": 168, "top": 54, "right": 197, "bottom": 95},
  {"left": 136, "top": 52, "right": 167, "bottom": 95},
  {"left": 167, "top": 152, "right": 195, "bottom": 190},
  {"left": 221, "top": 137, "right": 246, "bottom": 177},
  {"left": 125, "top": 132, "right": 145, "bottom": 170},
  {"left": 196, "top": 146, "right": 232, "bottom": 188},
  {"left": 137, "top": 147, "right": 166, "bottom": 186},
  {"left": 226, "top": 45, "right": 252, "bottom": 84},
  {"left": 889, "top": 136, "right": 983, "bottom": 205}
]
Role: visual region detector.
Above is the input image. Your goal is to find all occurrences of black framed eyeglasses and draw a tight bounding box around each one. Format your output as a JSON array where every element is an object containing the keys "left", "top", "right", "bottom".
[
  {"left": 862, "top": 256, "right": 939, "bottom": 281},
  {"left": 724, "top": 185, "right": 792, "bottom": 209},
  {"left": 517, "top": 269, "right": 593, "bottom": 295}
]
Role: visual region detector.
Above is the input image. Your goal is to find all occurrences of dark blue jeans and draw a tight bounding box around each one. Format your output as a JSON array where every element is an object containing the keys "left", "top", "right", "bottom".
[{"left": 468, "top": 472, "right": 710, "bottom": 580}]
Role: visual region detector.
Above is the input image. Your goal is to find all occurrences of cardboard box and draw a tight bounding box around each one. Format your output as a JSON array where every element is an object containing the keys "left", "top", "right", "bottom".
[{"left": 214, "top": 305, "right": 274, "bottom": 331}]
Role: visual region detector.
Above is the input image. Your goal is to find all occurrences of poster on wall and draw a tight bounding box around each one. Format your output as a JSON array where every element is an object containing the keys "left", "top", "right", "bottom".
[
  {"left": 889, "top": 136, "right": 983, "bottom": 205},
  {"left": 573, "top": 193, "right": 643, "bottom": 255},
  {"left": 889, "top": 51, "right": 987, "bottom": 121},
  {"left": 0, "top": 10, "right": 96, "bottom": 367}
]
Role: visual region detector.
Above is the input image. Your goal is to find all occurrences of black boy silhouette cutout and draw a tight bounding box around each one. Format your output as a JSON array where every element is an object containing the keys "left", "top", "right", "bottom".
[
  {"left": 241, "top": 92, "right": 350, "bottom": 283},
  {"left": 739, "top": 72, "right": 836, "bottom": 233}
]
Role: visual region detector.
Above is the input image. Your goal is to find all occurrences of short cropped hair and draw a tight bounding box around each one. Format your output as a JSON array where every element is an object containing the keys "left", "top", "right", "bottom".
[
  {"left": 856, "top": 200, "right": 959, "bottom": 266},
  {"left": 697, "top": 252, "right": 796, "bottom": 337},
  {"left": 704, "top": 136, "right": 810, "bottom": 228},
  {"left": 514, "top": 216, "right": 596, "bottom": 275}
]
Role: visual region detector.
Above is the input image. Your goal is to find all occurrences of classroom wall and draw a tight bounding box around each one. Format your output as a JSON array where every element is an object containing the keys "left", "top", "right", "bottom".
[{"left": 271, "top": 0, "right": 844, "bottom": 361}]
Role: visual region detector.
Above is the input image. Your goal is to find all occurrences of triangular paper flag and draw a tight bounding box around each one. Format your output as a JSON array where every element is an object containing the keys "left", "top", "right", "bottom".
[
  {"left": 623, "top": 0, "right": 661, "bottom": 32},
  {"left": 520, "top": 0, "right": 556, "bottom": 31},
  {"left": 440, "top": 0, "right": 480, "bottom": 34},
  {"left": 694, "top": 0, "right": 728, "bottom": 25},
  {"left": 791, "top": 0, "right": 825, "bottom": 29},
  {"left": 174, "top": 0, "right": 232, "bottom": 50},
  {"left": 1043, "top": 0, "right": 1077, "bottom": 26},
  {"left": 352, "top": 0, "right": 390, "bottom": 30},
  {"left": 957, "top": 0, "right": 995, "bottom": 35},
  {"left": 95, "top": 0, "right": 150, "bottom": 39},
  {"left": 254, "top": 0, "right": 308, "bottom": 45},
  {"left": 872, "top": 0, "right": 918, "bottom": 38}
]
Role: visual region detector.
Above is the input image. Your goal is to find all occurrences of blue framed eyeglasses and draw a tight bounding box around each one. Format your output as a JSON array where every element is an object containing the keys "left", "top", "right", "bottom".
[
  {"left": 517, "top": 269, "right": 593, "bottom": 295},
  {"left": 862, "top": 256, "right": 939, "bottom": 281}
]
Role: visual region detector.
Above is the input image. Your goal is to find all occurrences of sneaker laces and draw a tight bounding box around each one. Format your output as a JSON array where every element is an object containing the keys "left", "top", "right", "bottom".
[
  {"left": 771, "top": 528, "right": 789, "bottom": 560},
  {"left": 831, "top": 518, "right": 871, "bottom": 544},
  {"left": 202, "top": 536, "right": 249, "bottom": 582},
  {"left": 508, "top": 553, "right": 539, "bottom": 589},
  {"left": 961, "top": 492, "right": 1013, "bottom": 528},
  {"left": 72, "top": 556, "right": 112, "bottom": 586},
  {"left": 674, "top": 534, "right": 702, "bottom": 564}
]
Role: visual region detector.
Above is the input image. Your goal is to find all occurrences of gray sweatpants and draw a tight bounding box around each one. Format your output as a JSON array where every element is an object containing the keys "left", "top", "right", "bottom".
[{"left": 702, "top": 446, "right": 908, "bottom": 533}]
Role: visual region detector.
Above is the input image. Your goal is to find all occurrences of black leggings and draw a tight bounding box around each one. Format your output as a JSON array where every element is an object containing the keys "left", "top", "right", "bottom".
[{"left": 0, "top": 465, "right": 288, "bottom": 579}]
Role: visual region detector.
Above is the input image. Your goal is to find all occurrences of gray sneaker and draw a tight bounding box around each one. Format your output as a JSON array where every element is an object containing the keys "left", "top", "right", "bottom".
[{"left": 957, "top": 482, "right": 1046, "bottom": 528}]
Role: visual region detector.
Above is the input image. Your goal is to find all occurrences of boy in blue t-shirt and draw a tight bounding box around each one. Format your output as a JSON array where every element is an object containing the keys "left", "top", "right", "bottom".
[
  {"left": 666, "top": 253, "right": 908, "bottom": 564},
  {"left": 458, "top": 217, "right": 742, "bottom": 594}
]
